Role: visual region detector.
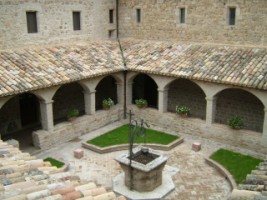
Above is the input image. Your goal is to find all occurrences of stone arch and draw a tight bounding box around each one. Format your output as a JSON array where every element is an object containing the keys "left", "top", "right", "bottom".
[
  {"left": 215, "top": 88, "right": 264, "bottom": 132},
  {"left": 132, "top": 73, "right": 158, "bottom": 108},
  {"left": 95, "top": 75, "right": 118, "bottom": 110},
  {"left": 52, "top": 82, "right": 85, "bottom": 124},
  {"left": 0, "top": 92, "right": 41, "bottom": 148},
  {"left": 167, "top": 78, "right": 206, "bottom": 119}
]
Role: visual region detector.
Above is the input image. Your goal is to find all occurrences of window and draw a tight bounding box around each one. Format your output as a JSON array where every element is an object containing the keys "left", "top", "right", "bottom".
[
  {"left": 180, "top": 8, "right": 186, "bottom": 24},
  {"left": 109, "top": 9, "right": 114, "bottom": 24},
  {"left": 228, "top": 7, "right": 236, "bottom": 25},
  {"left": 136, "top": 9, "right": 141, "bottom": 23},
  {"left": 109, "top": 30, "right": 115, "bottom": 38},
  {"left": 26, "top": 11, "right": 38, "bottom": 33},
  {"left": 73, "top": 11, "right": 81, "bottom": 30}
]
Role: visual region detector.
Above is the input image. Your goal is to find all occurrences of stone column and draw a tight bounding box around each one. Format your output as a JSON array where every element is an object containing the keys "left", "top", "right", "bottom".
[
  {"left": 116, "top": 83, "right": 124, "bottom": 105},
  {"left": 261, "top": 108, "right": 267, "bottom": 146},
  {"left": 206, "top": 96, "right": 217, "bottom": 125},
  {"left": 40, "top": 100, "right": 54, "bottom": 131},
  {"left": 84, "top": 90, "right": 96, "bottom": 115},
  {"left": 126, "top": 81, "right": 133, "bottom": 106},
  {"left": 158, "top": 89, "right": 168, "bottom": 113}
]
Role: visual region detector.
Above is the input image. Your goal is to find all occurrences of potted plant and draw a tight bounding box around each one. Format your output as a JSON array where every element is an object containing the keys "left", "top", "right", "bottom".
[
  {"left": 176, "top": 105, "right": 190, "bottom": 117},
  {"left": 102, "top": 98, "right": 114, "bottom": 110},
  {"left": 67, "top": 108, "right": 79, "bottom": 121},
  {"left": 228, "top": 116, "right": 243, "bottom": 129},
  {"left": 135, "top": 98, "right": 148, "bottom": 108}
]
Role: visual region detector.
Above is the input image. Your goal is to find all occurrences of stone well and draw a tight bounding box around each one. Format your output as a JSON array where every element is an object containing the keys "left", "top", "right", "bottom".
[{"left": 115, "top": 146, "right": 168, "bottom": 192}]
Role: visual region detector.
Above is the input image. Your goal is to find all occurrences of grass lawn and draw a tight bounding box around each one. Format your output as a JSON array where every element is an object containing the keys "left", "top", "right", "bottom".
[
  {"left": 87, "top": 124, "right": 178, "bottom": 147},
  {"left": 44, "top": 157, "right": 65, "bottom": 168},
  {"left": 210, "top": 149, "right": 262, "bottom": 184}
]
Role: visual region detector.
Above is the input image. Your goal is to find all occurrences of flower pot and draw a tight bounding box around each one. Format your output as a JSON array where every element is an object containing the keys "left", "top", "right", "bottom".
[
  {"left": 68, "top": 116, "right": 77, "bottom": 122},
  {"left": 103, "top": 105, "right": 111, "bottom": 110},
  {"left": 178, "top": 113, "right": 189, "bottom": 117},
  {"left": 136, "top": 104, "right": 147, "bottom": 109}
]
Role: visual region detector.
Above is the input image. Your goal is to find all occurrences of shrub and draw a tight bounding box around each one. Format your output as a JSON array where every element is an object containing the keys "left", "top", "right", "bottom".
[
  {"left": 228, "top": 116, "right": 243, "bottom": 129},
  {"left": 176, "top": 105, "right": 190, "bottom": 115},
  {"left": 44, "top": 157, "right": 65, "bottom": 168},
  {"left": 135, "top": 98, "right": 148, "bottom": 108},
  {"left": 102, "top": 98, "right": 114, "bottom": 108},
  {"left": 67, "top": 109, "right": 79, "bottom": 118}
]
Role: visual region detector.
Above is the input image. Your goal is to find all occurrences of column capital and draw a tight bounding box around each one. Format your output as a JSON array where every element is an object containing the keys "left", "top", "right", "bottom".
[
  {"left": 84, "top": 90, "right": 96, "bottom": 95},
  {"left": 205, "top": 96, "right": 217, "bottom": 101},
  {"left": 157, "top": 88, "right": 169, "bottom": 92},
  {"left": 40, "top": 99, "right": 54, "bottom": 104}
]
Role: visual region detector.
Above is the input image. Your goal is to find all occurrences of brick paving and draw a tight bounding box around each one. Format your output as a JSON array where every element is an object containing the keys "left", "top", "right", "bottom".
[{"left": 35, "top": 121, "right": 263, "bottom": 199}]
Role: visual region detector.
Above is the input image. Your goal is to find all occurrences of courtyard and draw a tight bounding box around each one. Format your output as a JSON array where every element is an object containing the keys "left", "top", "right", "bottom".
[{"left": 35, "top": 120, "right": 264, "bottom": 200}]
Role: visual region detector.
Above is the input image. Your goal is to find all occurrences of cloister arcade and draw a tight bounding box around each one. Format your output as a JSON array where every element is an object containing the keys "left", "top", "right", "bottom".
[{"left": 0, "top": 71, "right": 266, "bottom": 152}]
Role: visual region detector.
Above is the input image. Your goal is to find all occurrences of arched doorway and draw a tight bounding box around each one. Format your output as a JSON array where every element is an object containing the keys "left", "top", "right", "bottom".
[
  {"left": 215, "top": 89, "right": 264, "bottom": 132},
  {"left": 132, "top": 74, "right": 158, "bottom": 108},
  {"left": 95, "top": 76, "right": 118, "bottom": 110},
  {"left": 53, "top": 82, "right": 85, "bottom": 124},
  {"left": 0, "top": 93, "right": 41, "bottom": 149},
  {"left": 167, "top": 79, "right": 206, "bottom": 119}
]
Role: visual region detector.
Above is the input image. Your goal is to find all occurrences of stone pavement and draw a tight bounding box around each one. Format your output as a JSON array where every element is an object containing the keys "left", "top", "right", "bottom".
[{"left": 35, "top": 121, "right": 265, "bottom": 200}]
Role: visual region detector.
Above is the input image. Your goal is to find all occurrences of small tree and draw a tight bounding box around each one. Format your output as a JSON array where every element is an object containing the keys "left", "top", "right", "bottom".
[{"left": 228, "top": 116, "right": 244, "bottom": 129}]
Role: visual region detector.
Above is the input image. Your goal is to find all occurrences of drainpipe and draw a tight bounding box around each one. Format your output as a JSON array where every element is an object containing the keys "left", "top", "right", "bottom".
[
  {"left": 116, "top": 0, "right": 119, "bottom": 39},
  {"left": 116, "top": 0, "right": 127, "bottom": 119},
  {"left": 118, "top": 40, "right": 127, "bottom": 119}
]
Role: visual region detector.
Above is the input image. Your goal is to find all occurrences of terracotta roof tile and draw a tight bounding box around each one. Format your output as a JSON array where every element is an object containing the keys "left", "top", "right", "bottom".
[
  {"left": 0, "top": 40, "right": 124, "bottom": 97},
  {"left": 0, "top": 139, "right": 123, "bottom": 200},
  {"left": 121, "top": 39, "right": 267, "bottom": 90}
]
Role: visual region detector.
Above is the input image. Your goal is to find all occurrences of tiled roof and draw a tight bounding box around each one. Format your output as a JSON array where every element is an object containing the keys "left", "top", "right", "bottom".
[
  {"left": 0, "top": 40, "right": 124, "bottom": 97},
  {"left": 0, "top": 139, "right": 125, "bottom": 200},
  {"left": 230, "top": 157, "right": 267, "bottom": 199},
  {"left": 1, "top": 39, "right": 267, "bottom": 98},
  {"left": 121, "top": 39, "right": 267, "bottom": 91}
]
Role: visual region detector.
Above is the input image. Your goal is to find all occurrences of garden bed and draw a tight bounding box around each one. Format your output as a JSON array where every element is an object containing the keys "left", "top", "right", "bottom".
[
  {"left": 208, "top": 149, "right": 262, "bottom": 184},
  {"left": 82, "top": 124, "right": 183, "bottom": 153}
]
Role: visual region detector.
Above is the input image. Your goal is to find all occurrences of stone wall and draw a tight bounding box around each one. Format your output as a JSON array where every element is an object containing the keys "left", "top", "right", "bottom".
[
  {"left": 0, "top": 0, "right": 116, "bottom": 49},
  {"left": 167, "top": 79, "right": 206, "bottom": 119},
  {"left": 128, "top": 105, "right": 267, "bottom": 154},
  {"left": 33, "top": 105, "right": 124, "bottom": 150},
  {"left": 0, "top": 97, "right": 21, "bottom": 137},
  {"left": 53, "top": 82, "right": 85, "bottom": 123},
  {"left": 215, "top": 89, "right": 264, "bottom": 132},
  {"left": 95, "top": 76, "right": 118, "bottom": 110},
  {"left": 118, "top": 0, "right": 267, "bottom": 46}
]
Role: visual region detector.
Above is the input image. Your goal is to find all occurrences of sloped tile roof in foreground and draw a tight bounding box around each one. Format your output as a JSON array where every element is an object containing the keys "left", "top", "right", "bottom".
[
  {"left": 121, "top": 39, "right": 267, "bottom": 91},
  {"left": 0, "top": 140, "right": 125, "bottom": 200},
  {"left": 0, "top": 40, "right": 124, "bottom": 97}
]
